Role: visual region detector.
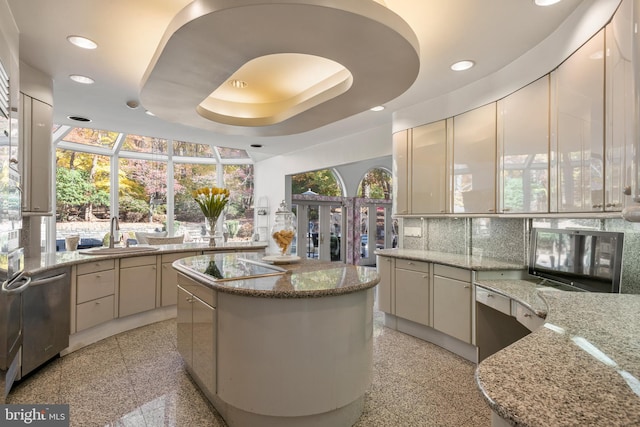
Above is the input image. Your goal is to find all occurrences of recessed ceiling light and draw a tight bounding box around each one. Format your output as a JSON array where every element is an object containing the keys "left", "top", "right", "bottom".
[
  {"left": 229, "top": 79, "right": 248, "bottom": 89},
  {"left": 67, "top": 115, "right": 91, "bottom": 122},
  {"left": 66, "top": 35, "right": 97, "bottom": 49},
  {"left": 145, "top": 110, "right": 155, "bottom": 116},
  {"left": 126, "top": 100, "right": 140, "bottom": 109},
  {"left": 534, "top": 0, "right": 562, "bottom": 6},
  {"left": 450, "top": 60, "right": 475, "bottom": 71},
  {"left": 69, "top": 74, "right": 94, "bottom": 84},
  {"left": 250, "top": 144, "right": 263, "bottom": 148},
  {"left": 370, "top": 105, "right": 385, "bottom": 112}
]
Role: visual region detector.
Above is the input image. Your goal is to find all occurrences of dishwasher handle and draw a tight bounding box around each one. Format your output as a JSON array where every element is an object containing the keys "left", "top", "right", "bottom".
[
  {"left": 30, "top": 273, "right": 67, "bottom": 286},
  {"left": 1, "top": 274, "right": 32, "bottom": 294}
]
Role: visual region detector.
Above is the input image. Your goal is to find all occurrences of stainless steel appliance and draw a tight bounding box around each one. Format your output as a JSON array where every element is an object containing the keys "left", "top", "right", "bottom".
[
  {"left": 21, "top": 267, "right": 70, "bottom": 377},
  {"left": 0, "top": 57, "right": 25, "bottom": 403}
]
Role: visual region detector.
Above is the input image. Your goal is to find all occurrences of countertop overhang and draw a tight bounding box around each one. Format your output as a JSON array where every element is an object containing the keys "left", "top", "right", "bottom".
[{"left": 173, "top": 253, "right": 380, "bottom": 298}]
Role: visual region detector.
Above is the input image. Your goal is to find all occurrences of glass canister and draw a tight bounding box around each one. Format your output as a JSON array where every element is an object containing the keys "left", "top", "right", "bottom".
[{"left": 271, "top": 200, "right": 297, "bottom": 256}]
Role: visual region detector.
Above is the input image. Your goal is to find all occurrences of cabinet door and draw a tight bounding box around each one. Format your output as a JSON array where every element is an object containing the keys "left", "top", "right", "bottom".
[
  {"left": 119, "top": 264, "right": 157, "bottom": 317},
  {"left": 161, "top": 263, "right": 178, "bottom": 306},
  {"left": 192, "top": 296, "right": 216, "bottom": 397},
  {"left": 552, "top": 30, "right": 605, "bottom": 212},
  {"left": 498, "top": 76, "right": 549, "bottom": 213},
  {"left": 177, "top": 286, "right": 193, "bottom": 368},
  {"left": 605, "top": 2, "right": 634, "bottom": 211},
  {"left": 453, "top": 103, "right": 497, "bottom": 213},
  {"left": 395, "top": 268, "right": 429, "bottom": 326},
  {"left": 392, "top": 130, "right": 410, "bottom": 215},
  {"left": 20, "top": 95, "right": 52, "bottom": 214},
  {"left": 376, "top": 256, "right": 393, "bottom": 313},
  {"left": 433, "top": 276, "right": 472, "bottom": 344},
  {"left": 411, "top": 120, "right": 447, "bottom": 213}
]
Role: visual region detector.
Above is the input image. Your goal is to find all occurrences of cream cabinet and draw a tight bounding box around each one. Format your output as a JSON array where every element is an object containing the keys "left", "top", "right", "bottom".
[
  {"left": 551, "top": 30, "right": 605, "bottom": 212},
  {"left": 411, "top": 120, "right": 448, "bottom": 213},
  {"left": 75, "top": 260, "right": 116, "bottom": 332},
  {"left": 376, "top": 255, "right": 394, "bottom": 313},
  {"left": 453, "top": 103, "right": 497, "bottom": 213},
  {"left": 432, "top": 265, "right": 472, "bottom": 344},
  {"left": 497, "top": 76, "right": 549, "bottom": 213},
  {"left": 119, "top": 255, "right": 158, "bottom": 317},
  {"left": 394, "top": 259, "right": 430, "bottom": 326},
  {"left": 19, "top": 93, "right": 52, "bottom": 214},
  {"left": 177, "top": 274, "right": 217, "bottom": 398},
  {"left": 392, "top": 130, "right": 410, "bottom": 215},
  {"left": 161, "top": 251, "right": 197, "bottom": 306},
  {"left": 605, "top": 1, "right": 635, "bottom": 211}
]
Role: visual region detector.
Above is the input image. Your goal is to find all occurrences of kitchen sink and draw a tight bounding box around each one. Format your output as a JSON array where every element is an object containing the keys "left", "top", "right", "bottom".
[{"left": 79, "top": 246, "right": 160, "bottom": 255}]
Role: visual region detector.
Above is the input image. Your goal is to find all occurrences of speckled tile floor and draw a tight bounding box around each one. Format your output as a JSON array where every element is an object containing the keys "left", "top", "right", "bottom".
[{"left": 7, "top": 312, "right": 491, "bottom": 426}]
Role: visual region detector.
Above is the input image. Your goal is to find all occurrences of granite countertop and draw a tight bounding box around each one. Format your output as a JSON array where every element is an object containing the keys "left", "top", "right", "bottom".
[
  {"left": 475, "top": 282, "right": 640, "bottom": 426},
  {"left": 22, "top": 242, "right": 268, "bottom": 275},
  {"left": 173, "top": 253, "right": 379, "bottom": 298},
  {"left": 375, "top": 248, "right": 525, "bottom": 271}
]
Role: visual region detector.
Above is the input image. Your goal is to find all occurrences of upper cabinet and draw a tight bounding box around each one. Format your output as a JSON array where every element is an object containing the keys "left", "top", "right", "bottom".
[
  {"left": 497, "top": 76, "right": 550, "bottom": 213},
  {"left": 411, "top": 120, "right": 448, "bottom": 214},
  {"left": 392, "top": 130, "right": 410, "bottom": 215},
  {"left": 453, "top": 103, "right": 497, "bottom": 214},
  {"left": 551, "top": 30, "right": 605, "bottom": 213},
  {"left": 20, "top": 93, "right": 52, "bottom": 215},
  {"left": 605, "top": 0, "right": 634, "bottom": 211}
]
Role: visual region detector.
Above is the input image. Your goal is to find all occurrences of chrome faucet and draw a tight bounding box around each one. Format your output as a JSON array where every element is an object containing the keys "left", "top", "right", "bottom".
[{"left": 109, "top": 216, "right": 120, "bottom": 248}]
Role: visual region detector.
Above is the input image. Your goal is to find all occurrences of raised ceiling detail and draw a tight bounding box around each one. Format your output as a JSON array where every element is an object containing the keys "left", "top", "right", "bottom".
[
  {"left": 198, "top": 53, "right": 353, "bottom": 127},
  {"left": 140, "top": 0, "right": 420, "bottom": 136}
]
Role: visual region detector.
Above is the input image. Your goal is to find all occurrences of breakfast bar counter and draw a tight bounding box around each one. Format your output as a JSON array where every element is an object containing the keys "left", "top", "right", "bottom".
[
  {"left": 475, "top": 284, "right": 640, "bottom": 427},
  {"left": 172, "top": 253, "right": 380, "bottom": 427}
]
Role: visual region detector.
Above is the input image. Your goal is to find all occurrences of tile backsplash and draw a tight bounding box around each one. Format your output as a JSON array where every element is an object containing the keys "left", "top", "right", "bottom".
[{"left": 400, "top": 216, "right": 640, "bottom": 294}]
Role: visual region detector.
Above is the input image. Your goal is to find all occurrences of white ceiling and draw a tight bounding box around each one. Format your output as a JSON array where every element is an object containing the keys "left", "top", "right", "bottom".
[{"left": 7, "top": 0, "right": 584, "bottom": 161}]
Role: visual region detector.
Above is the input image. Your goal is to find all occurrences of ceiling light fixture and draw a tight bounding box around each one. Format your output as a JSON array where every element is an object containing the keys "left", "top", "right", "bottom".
[
  {"left": 229, "top": 79, "right": 248, "bottom": 89},
  {"left": 450, "top": 60, "right": 475, "bottom": 71},
  {"left": 370, "top": 106, "right": 385, "bottom": 112},
  {"left": 126, "top": 100, "right": 140, "bottom": 109},
  {"left": 69, "top": 74, "right": 94, "bottom": 84},
  {"left": 67, "top": 115, "right": 91, "bottom": 122},
  {"left": 145, "top": 110, "right": 155, "bottom": 116},
  {"left": 250, "top": 144, "right": 263, "bottom": 148},
  {"left": 66, "top": 35, "right": 98, "bottom": 50},
  {"left": 534, "top": 0, "right": 562, "bottom": 6}
]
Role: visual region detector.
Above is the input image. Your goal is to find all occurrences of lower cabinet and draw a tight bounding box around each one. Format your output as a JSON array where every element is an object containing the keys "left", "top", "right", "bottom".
[
  {"left": 119, "top": 256, "right": 158, "bottom": 317},
  {"left": 161, "top": 252, "right": 197, "bottom": 306},
  {"left": 432, "top": 265, "right": 473, "bottom": 344},
  {"left": 177, "top": 274, "right": 217, "bottom": 398},
  {"left": 75, "top": 260, "right": 116, "bottom": 332},
  {"left": 394, "top": 259, "right": 430, "bottom": 326},
  {"left": 376, "top": 255, "right": 394, "bottom": 313}
]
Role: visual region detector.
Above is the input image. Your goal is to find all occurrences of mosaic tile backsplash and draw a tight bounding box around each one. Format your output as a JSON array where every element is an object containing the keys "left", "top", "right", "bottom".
[{"left": 400, "top": 216, "right": 640, "bottom": 294}]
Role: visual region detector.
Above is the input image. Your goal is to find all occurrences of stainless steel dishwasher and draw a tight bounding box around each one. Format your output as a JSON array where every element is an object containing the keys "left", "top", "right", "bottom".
[{"left": 21, "top": 266, "right": 70, "bottom": 377}]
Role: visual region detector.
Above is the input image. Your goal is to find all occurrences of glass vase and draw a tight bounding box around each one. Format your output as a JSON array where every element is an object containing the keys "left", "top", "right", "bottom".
[
  {"left": 207, "top": 216, "right": 219, "bottom": 247},
  {"left": 271, "top": 200, "right": 296, "bottom": 256}
]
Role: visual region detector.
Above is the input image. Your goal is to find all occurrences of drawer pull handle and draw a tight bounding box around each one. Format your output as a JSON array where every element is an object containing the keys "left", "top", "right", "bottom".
[
  {"left": 464, "top": 285, "right": 470, "bottom": 289},
  {"left": 407, "top": 262, "right": 414, "bottom": 265},
  {"left": 523, "top": 313, "right": 532, "bottom": 318},
  {"left": 96, "top": 275, "right": 101, "bottom": 278},
  {"left": 487, "top": 294, "right": 493, "bottom": 298},
  {"left": 95, "top": 301, "right": 100, "bottom": 305},
  {"left": 422, "top": 275, "right": 428, "bottom": 278}
]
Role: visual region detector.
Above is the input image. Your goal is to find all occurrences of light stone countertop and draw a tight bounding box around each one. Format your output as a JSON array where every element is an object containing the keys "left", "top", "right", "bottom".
[
  {"left": 375, "top": 248, "right": 526, "bottom": 271},
  {"left": 474, "top": 280, "right": 640, "bottom": 426},
  {"left": 22, "top": 242, "right": 268, "bottom": 275},
  {"left": 173, "top": 252, "right": 380, "bottom": 298}
]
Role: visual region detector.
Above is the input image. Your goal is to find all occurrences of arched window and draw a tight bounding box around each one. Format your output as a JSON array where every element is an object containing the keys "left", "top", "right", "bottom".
[
  {"left": 291, "top": 169, "right": 342, "bottom": 196},
  {"left": 357, "top": 168, "right": 392, "bottom": 199}
]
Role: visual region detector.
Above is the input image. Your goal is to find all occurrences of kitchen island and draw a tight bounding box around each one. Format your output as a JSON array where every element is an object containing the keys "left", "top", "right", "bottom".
[{"left": 172, "top": 253, "right": 380, "bottom": 427}]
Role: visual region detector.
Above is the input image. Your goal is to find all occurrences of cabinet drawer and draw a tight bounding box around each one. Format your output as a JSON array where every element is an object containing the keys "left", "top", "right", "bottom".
[
  {"left": 433, "top": 264, "right": 471, "bottom": 282},
  {"left": 514, "top": 303, "right": 544, "bottom": 331},
  {"left": 396, "top": 259, "right": 430, "bottom": 273},
  {"left": 162, "top": 252, "right": 197, "bottom": 263},
  {"left": 76, "top": 295, "right": 115, "bottom": 332},
  {"left": 476, "top": 287, "right": 511, "bottom": 315},
  {"left": 77, "top": 269, "right": 115, "bottom": 303},
  {"left": 77, "top": 259, "right": 115, "bottom": 275},
  {"left": 120, "top": 255, "right": 157, "bottom": 268},
  {"left": 178, "top": 273, "right": 217, "bottom": 307}
]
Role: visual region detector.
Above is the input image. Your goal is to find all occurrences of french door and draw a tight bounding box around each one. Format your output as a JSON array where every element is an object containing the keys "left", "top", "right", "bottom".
[
  {"left": 293, "top": 202, "right": 343, "bottom": 262},
  {"left": 359, "top": 202, "right": 396, "bottom": 266}
]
